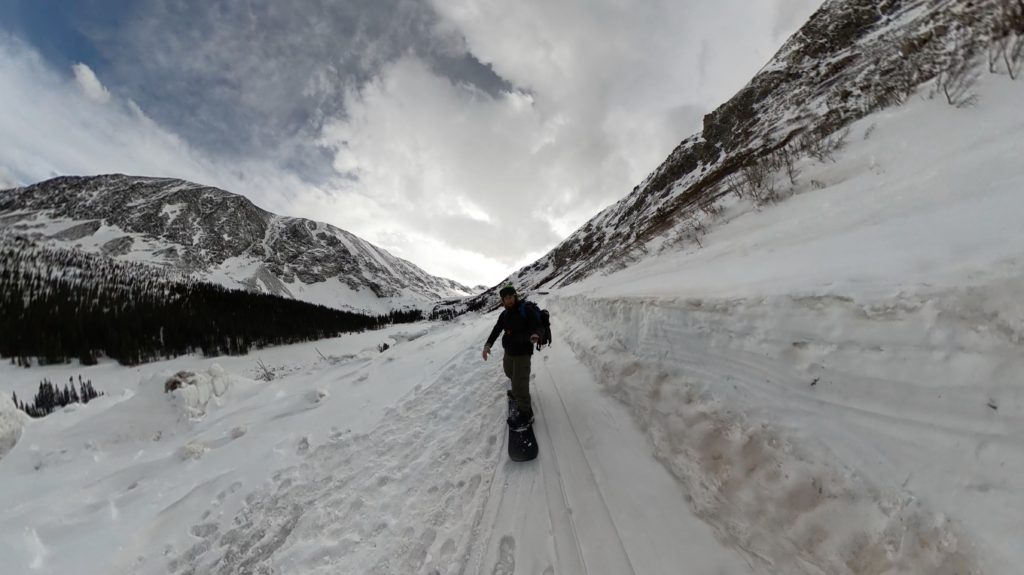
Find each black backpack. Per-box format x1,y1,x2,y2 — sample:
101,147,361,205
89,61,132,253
520,301,552,348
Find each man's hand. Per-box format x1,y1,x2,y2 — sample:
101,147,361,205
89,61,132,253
482,345,491,361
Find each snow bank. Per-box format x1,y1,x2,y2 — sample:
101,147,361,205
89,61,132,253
163,364,251,418
0,392,30,460
42,364,259,450
390,328,429,343
540,70,1024,575
553,294,987,574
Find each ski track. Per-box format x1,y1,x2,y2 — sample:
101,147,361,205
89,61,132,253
533,397,588,575
537,360,638,575
464,363,639,575
462,365,636,575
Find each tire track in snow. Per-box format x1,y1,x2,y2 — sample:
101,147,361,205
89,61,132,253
466,353,644,575
532,397,588,575
535,359,638,575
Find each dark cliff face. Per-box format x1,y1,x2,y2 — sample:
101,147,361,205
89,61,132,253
0,174,473,310
446,0,1008,314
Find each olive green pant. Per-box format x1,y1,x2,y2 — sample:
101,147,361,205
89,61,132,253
503,353,533,418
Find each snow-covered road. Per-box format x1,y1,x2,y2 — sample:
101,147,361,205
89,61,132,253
0,301,763,575
142,309,756,575
467,324,754,575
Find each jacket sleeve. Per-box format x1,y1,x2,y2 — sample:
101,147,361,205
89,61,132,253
485,312,503,348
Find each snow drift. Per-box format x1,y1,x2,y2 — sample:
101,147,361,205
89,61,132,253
0,391,29,460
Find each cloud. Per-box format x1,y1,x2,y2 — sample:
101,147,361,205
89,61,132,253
319,57,567,263
0,34,519,286
71,63,111,103
316,0,825,267
0,166,16,190
0,34,311,217
87,0,504,173
1,1,826,286
0,35,188,183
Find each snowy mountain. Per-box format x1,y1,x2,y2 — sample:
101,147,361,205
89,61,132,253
450,0,1017,312
4,69,1018,575
1,0,1023,573
0,236,424,367
0,174,476,314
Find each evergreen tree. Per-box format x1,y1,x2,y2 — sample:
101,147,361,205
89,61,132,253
14,375,104,418
1,237,425,367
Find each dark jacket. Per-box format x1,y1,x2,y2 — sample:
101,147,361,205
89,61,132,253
485,300,543,356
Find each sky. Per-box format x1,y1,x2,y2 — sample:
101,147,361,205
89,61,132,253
2,71,1022,574
0,0,824,287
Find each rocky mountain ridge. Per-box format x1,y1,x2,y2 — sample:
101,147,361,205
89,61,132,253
0,174,474,313
447,0,1020,314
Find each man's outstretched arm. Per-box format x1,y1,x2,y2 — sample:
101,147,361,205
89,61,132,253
483,314,503,360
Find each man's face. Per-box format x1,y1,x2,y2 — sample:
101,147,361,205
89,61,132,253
501,294,516,309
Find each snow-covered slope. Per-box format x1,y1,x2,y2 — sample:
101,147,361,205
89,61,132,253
0,175,475,313
548,73,1024,574
447,0,1015,314
1,73,1021,574
2,0,1023,572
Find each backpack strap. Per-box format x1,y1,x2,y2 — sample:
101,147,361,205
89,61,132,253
519,301,541,322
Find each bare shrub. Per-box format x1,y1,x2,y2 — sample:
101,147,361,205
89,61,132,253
934,25,981,107
740,161,777,204
666,216,708,251
989,38,1007,73
935,56,981,106
864,123,878,140
725,172,750,201
997,35,1024,78
1010,36,1024,78
766,146,802,186
801,127,850,163
867,38,929,110
699,202,724,219
688,218,707,248
990,0,1024,78
255,359,275,382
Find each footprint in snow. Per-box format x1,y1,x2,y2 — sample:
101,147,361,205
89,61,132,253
492,535,515,575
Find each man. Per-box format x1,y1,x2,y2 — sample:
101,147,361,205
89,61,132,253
482,284,543,427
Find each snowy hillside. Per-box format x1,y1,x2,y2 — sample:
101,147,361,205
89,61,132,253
448,0,1019,314
0,175,476,314
1,69,1021,574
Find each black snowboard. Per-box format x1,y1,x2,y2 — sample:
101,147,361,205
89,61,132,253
507,392,538,462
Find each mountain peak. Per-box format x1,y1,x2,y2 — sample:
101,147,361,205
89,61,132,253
0,174,473,313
